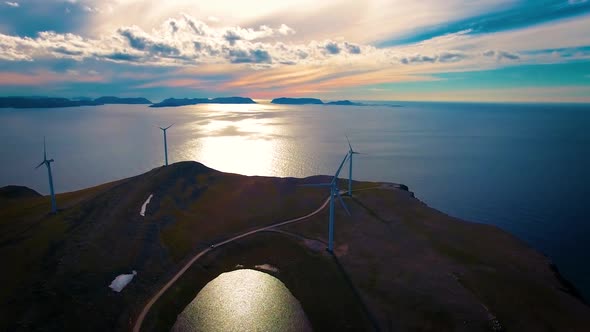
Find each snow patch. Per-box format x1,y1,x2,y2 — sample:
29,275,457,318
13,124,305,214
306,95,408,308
140,194,153,216
109,270,137,292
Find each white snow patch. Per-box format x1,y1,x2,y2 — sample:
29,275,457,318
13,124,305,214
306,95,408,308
254,264,279,273
140,194,153,216
109,270,137,292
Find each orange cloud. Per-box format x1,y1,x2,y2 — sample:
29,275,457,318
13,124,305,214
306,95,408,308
219,62,440,98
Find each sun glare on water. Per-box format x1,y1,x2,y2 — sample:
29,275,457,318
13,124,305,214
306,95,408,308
172,269,311,332
176,103,295,176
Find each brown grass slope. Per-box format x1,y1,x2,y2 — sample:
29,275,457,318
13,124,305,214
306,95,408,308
1,161,589,331
0,161,327,331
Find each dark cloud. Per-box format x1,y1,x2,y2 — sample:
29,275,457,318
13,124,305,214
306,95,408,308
482,50,520,60
345,42,361,54
103,52,141,62
150,43,180,56
483,50,495,57
224,30,241,45
51,46,83,56
438,51,466,63
118,28,181,57
297,50,308,59
400,55,437,64
118,28,148,50
169,20,179,33
498,51,520,60
205,45,221,56
324,42,340,54
227,48,272,64
186,18,206,35
399,51,470,64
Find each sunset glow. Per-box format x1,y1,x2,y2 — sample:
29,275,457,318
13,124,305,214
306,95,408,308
0,0,589,102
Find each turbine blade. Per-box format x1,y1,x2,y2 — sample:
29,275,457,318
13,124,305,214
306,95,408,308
35,161,45,169
43,136,47,161
332,153,349,181
346,135,352,151
164,123,174,130
337,193,351,216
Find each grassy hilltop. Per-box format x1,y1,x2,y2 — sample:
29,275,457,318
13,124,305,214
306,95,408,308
1,161,589,331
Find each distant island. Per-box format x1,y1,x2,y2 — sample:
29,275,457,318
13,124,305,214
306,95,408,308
270,97,401,107
0,96,152,108
150,96,256,108
325,100,361,106
93,96,152,104
0,95,402,109
271,97,324,105
0,97,100,108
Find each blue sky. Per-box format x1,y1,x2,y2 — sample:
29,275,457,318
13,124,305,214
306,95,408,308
0,0,589,102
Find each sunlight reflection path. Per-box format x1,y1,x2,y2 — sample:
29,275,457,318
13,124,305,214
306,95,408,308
176,103,299,176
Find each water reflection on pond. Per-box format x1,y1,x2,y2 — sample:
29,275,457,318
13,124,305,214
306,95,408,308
172,269,311,332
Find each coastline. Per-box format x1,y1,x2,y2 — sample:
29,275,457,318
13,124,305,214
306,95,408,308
398,181,588,306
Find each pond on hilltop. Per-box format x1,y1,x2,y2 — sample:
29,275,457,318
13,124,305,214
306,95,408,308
172,269,311,332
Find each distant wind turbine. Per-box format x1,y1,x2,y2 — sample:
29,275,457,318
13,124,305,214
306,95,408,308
302,154,351,253
159,124,173,166
346,135,360,196
35,137,57,213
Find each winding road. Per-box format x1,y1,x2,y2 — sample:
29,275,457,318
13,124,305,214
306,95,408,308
132,192,336,332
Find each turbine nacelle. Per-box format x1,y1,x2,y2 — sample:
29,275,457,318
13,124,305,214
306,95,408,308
35,159,54,168
346,135,360,155
345,135,361,196
159,123,174,131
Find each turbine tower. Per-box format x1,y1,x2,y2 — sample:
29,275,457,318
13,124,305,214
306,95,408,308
159,124,173,166
303,154,351,252
35,137,57,213
346,135,360,196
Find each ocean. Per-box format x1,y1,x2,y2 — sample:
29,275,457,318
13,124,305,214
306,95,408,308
1,101,589,299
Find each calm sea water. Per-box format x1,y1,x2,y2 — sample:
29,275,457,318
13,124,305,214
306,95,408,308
1,101,589,299
172,269,311,331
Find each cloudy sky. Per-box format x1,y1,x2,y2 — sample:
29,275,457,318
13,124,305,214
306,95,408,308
0,0,589,102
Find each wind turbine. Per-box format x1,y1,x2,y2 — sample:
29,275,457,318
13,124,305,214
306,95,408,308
346,135,360,196
35,137,57,213
159,124,173,166
303,154,351,253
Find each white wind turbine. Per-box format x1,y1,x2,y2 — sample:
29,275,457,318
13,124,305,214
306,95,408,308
303,153,351,253
35,137,57,213
159,124,173,166
346,135,360,196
